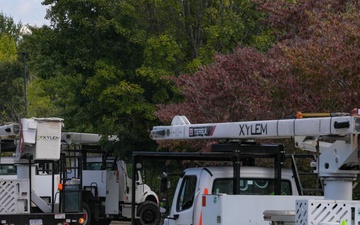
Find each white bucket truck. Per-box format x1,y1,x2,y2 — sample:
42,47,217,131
0,118,86,225
0,127,160,225
61,132,160,225
147,110,360,225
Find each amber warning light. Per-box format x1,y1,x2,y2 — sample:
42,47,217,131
78,217,85,224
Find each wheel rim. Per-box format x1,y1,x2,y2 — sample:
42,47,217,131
142,208,156,223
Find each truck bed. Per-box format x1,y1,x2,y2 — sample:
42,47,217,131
202,194,324,225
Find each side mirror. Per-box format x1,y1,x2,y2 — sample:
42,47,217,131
136,171,143,185
136,162,143,170
159,172,169,193
159,172,170,214
160,177,168,193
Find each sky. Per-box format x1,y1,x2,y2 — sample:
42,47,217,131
1,0,50,27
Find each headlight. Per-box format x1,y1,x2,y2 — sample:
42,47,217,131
12,124,20,135
150,128,166,139
355,118,360,132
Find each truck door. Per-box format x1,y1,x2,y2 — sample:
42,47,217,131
171,175,197,225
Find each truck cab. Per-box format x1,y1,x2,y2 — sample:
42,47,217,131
163,166,297,225
82,156,158,205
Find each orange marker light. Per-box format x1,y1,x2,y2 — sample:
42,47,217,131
78,217,85,224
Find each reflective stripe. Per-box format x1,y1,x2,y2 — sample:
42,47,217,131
199,188,209,225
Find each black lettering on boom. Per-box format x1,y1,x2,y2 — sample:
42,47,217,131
239,124,267,136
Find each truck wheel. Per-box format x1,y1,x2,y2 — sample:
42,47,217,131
137,201,160,225
82,202,91,225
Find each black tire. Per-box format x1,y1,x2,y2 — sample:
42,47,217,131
81,202,92,225
137,201,161,225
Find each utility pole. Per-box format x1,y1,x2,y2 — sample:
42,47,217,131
18,52,27,116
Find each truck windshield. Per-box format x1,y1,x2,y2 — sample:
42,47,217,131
85,162,114,170
212,178,292,195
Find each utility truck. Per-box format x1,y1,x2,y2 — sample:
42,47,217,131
144,109,360,225
132,143,321,225
0,118,86,225
61,132,160,225
0,125,160,225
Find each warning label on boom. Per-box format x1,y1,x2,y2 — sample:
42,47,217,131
189,126,215,137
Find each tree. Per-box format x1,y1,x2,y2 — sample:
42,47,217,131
21,0,156,155
0,13,25,121
21,0,277,156
259,0,360,113
155,0,360,150
0,12,22,43
0,61,24,121
156,47,275,124
134,0,274,72
0,34,17,62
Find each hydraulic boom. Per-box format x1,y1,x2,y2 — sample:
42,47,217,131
151,112,360,200
151,115,360,140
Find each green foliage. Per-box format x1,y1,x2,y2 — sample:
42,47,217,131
41,0,146,73
141,34,183,73
0,12,22,66
0,12,22,43
27,79,57,117
27,74,83,118
0,34,17,62
22,0,153,154
0,13,25,121
82,59,153,119
134,0,273,73
20,27,58,79
0,61,24,121
136,34,184,104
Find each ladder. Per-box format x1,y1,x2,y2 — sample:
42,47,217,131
288,154,323,196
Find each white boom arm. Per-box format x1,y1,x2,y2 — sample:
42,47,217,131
61,132,118,145
151,114,360,200
62,132,102,145
151,115,360,140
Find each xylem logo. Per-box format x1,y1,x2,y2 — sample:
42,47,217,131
239,124,267,136
37,136,60,141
